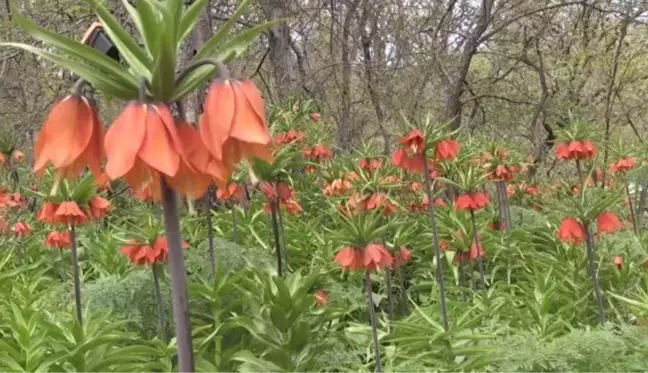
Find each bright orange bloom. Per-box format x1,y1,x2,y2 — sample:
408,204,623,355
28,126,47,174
393,247,413,268
0,191,25,209
37,202,62,224
558,217,587,245
359,157,384,173
335,247,363,272
89,196,111,219
216,182,246,202
304,144,334,162
400,129,425,155
491,164,515,181
200,79,273,175
105,103,189,195
34,96,104,179
613,256,624,270
455,192,491,211
55,201,88,226
392,148,425,172
46,231,71,249
167,121,222,199
435,138,461,160
555,140,597,160
121,236,189,266
363,243,393,272
597,211,623,235
323,179,352,197
365,193,398,215
13,221,31,238
314,289,328,306
13,151,25,163
610,156,637,174
274,129,306,145
470,241,485,260
283,199,303,215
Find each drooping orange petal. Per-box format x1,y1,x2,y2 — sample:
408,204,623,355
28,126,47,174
105,103,147,179
200,80,235,160
34,96,92,173
138,105,180,177
230,80,272,144
237,80,267,127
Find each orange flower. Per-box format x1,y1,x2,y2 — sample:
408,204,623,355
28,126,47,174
200,79,273,175
216,182,246,202
400,129,425,155
37,202,62,224
491,164,515,181
393,247,413,268
409,182,424,192
555,140,597,160
323,179,352,197
597,211,623,235
392,148,424,172
55,201,88,226
34,96,104,179
314,289,328,306
610,156,637,174
359,157,384,173
311,113,321,121
435,138,461,160
274,129,306,145
46,231,71,249
121,236,188,266
454,251,471,265
13,221,31,238
470,241,485,260
365,193,398,215
105,103,186,194
613,256,624,270
422,197,446,209
558,217,586,245
334,247,363,272
455,192,491,211
304,144,334,162
89,196,111,219
167,121,222,199
283,199,303,215
13,151,25,163
363,243,393,272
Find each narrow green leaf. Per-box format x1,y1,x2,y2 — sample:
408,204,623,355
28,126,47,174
121,0,157,58
11,11,138,91
85,0,153,80
172,20,283,100
149,6,177,100
135,0,161,58
0,43,137,100
178,0,208,45
192,0,250,60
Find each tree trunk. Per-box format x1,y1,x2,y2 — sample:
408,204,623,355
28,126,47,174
262,0,296,102
444,0,494,130
336,0,361,151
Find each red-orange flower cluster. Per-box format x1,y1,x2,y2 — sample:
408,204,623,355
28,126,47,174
334,243,394,272
37,197,111,226
46,230,71,249
120,236,189,266
558,211,623,245
455,192,491,211
610,156,637,174
261,182,303,215
555,140,597,160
